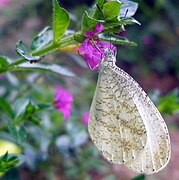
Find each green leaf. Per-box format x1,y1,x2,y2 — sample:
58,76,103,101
97,0,105,8
6,119,18,140
120,17,141,25
1,152,8,161
103,1,121,20
0,56,9,68
37,103,51,110
0,97,14,118
53,0,70,42
120,0,138,17
31,27,53,51
7,119,27,143
100,34,137,46
0,153,21,173
16,62,75,77
28,116,42,125
16,41,42,62
81,11,104,33
158,89,179,114
17,127,27,142
13,98,30,119
131,174,145,180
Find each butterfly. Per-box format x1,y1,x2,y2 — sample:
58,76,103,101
88,48,171,174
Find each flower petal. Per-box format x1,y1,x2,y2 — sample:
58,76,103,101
85,23,104,38
54,86,73,120
79,38,116,69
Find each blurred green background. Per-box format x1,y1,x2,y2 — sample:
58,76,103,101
0,0,179,180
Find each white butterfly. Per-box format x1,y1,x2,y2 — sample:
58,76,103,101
88,48,171,174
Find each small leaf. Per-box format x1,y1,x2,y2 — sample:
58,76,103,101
158,89,179,114
97,0,105,8
81,11,104,33
53,0,70,41
17,62,75,77
18,127,27,142
120,0,138,17
31,27,53,51
37,103,51,110
6,119,18,140
13,98,30,119
100,34,137,46
0,56,9,68
7,156,18,162
120,17,141,25
29,116,42,125
0,97,14,118
103,1,121,20
131,174,145,180
1,152,8,161
16,41,42,62
0,153,23,173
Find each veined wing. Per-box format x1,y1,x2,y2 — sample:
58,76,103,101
88,66,147,164
109,65,171,174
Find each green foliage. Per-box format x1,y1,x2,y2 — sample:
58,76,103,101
102,1,121,20
31,27,53,51
131,174,145,180
0,152,19,173
16,41,42,62
0,97,14,118
0,152,24,173
53,0,70,42
16,62,75,77
100,33,137,46
158,89,179,114
0,57,9,68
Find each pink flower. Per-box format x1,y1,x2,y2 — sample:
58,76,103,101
78,23,116,70
54,86,73,120
82,112,90,125
0,0,10,7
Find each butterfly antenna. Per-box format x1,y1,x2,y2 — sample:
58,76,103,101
124,9,129,18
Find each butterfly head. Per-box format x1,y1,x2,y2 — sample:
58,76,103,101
104,48,116,66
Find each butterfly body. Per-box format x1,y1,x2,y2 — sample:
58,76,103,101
88,49,171,174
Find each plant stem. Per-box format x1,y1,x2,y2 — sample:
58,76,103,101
5,34,76,72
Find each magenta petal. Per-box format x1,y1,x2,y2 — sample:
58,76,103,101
82,112,90,125
79,23,116,70
54,86,73,120
79,39,104,69
85,23,104,38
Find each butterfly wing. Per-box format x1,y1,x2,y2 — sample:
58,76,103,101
109,66,171,174
88,66,147,164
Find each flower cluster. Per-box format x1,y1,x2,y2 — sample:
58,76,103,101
78,23,116,70
54,86,73,120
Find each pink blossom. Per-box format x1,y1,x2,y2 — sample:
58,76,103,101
54,86,73,120
0,0,10,7
82,112,90,125
78,23,116,70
